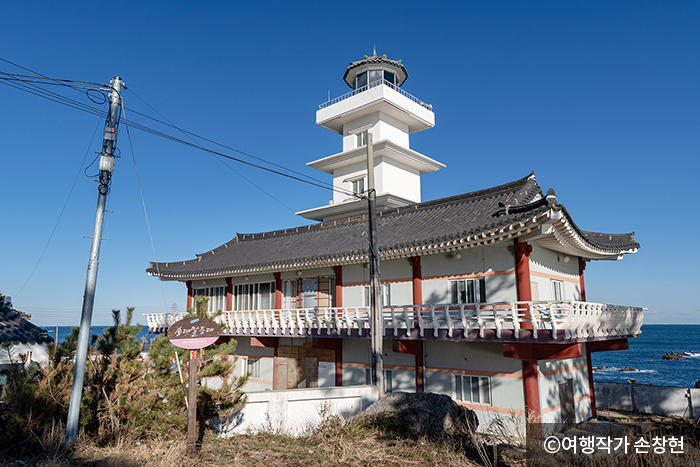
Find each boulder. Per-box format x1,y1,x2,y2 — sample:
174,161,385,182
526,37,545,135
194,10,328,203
619,366,637,372
627,379,639,384
357,391,478,437
694,380,700,389
662,352,683,361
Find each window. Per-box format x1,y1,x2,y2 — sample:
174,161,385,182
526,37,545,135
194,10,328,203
449,278,486,304
354,69,397,90
551,280,564,301
192,286,228,313
246,358,261,379
352,178,365,196
356,130,368,147
454,374,491,405
364,284,391,307
364,368,393,393
234,282,274,311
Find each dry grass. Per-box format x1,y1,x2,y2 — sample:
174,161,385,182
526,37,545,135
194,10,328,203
1,410,698,467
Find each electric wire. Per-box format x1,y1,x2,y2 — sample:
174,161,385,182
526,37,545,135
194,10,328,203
125,88,296,212
120,98,171,314
124,91,334,191
0,65,360,198
13,111,107,298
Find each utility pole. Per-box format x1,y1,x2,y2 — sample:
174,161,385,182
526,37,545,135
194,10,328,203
65,77,123,447
366,132,384,397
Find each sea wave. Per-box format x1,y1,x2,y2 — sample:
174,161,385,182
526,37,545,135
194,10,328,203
593,367,656,374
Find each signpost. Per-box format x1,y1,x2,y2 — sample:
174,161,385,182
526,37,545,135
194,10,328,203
167,317,220,457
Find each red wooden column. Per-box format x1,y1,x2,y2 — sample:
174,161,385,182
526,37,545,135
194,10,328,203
186,280,193,310
226,277,233,312
514,239,533,302
333,266,343,307
411,256,423,305
514,239,540,419
274,272,282,309
579,257,597,416
410,256,425,392
578,257,587,302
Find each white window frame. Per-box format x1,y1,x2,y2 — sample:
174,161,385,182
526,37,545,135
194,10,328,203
454,374,491,405
364,284,391,307
551,280,564,301
356,130,368,147
234,282,274,311
192,286,228,313
365,367,392,393
448,278,486,304
246,358,261,379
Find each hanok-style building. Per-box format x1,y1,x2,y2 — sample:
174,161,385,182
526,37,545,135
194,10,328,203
0,297,53,383
145,52,643,429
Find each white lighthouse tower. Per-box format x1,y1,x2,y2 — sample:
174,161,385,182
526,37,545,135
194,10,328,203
297,52,445,222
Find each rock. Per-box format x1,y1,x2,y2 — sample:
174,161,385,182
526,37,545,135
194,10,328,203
694,380,700,389
627,379,639,384
357,391,478,437
593,366,609,371
662,352,683,361
619,366,637,372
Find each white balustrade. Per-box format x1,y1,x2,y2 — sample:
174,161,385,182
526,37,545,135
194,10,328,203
145,301,644,341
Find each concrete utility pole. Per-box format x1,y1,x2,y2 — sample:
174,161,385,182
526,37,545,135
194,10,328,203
65,77,123,447
366,132,384,397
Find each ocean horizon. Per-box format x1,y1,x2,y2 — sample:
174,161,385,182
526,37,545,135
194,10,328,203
40,324,700,389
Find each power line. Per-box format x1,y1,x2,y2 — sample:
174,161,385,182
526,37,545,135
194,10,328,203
126,88,297,212
0,63,358,198
13,112,107,299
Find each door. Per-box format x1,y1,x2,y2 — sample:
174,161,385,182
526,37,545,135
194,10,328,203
558,378,575,425
302,278,317,308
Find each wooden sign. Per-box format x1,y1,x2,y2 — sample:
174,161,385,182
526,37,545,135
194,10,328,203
167,317,220,350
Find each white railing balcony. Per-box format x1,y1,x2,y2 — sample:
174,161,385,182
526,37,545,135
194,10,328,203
318,79,433,111
144,301,644,342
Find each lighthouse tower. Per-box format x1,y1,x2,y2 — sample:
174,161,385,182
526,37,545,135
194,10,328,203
296,52,445,222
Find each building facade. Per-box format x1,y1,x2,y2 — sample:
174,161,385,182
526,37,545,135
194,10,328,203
145,53,643,430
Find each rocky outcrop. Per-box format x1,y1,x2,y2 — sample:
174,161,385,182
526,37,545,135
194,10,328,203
357,391,478,437
619,366,637,372
662,352,684,361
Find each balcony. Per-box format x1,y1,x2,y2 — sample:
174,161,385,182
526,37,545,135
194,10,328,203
316,79,435,135
145,301,644,343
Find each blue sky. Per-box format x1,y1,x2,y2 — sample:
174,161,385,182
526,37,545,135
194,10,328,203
1,2,698,326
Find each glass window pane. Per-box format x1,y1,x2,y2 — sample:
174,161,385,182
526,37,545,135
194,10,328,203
459,281,467,303
356,72,367,89
384,71,395,85
482,378,491,404
369,70,382,85
467,280,477,303
471,376,480,403
455,375,463,401
479,279,487,303
260,282,271,310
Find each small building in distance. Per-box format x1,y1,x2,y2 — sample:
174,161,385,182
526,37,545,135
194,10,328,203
145,52,643,430
0,296,54,384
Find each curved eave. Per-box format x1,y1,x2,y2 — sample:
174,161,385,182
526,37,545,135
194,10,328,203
526,208,639,260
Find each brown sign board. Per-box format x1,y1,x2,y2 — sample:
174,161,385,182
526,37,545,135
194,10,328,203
167,317,220,350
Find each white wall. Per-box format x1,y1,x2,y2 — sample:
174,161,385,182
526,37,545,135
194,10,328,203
537,356,591,424
529,245,581,301
214,385,380,436
0,342,50,368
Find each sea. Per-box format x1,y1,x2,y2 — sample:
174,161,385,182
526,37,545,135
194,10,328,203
41,324,700,388
41,325,158,350
590,324,700,388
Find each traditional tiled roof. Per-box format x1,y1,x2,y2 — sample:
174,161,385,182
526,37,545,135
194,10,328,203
343,53,408,88
147,173,640,281
0,303,53,345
